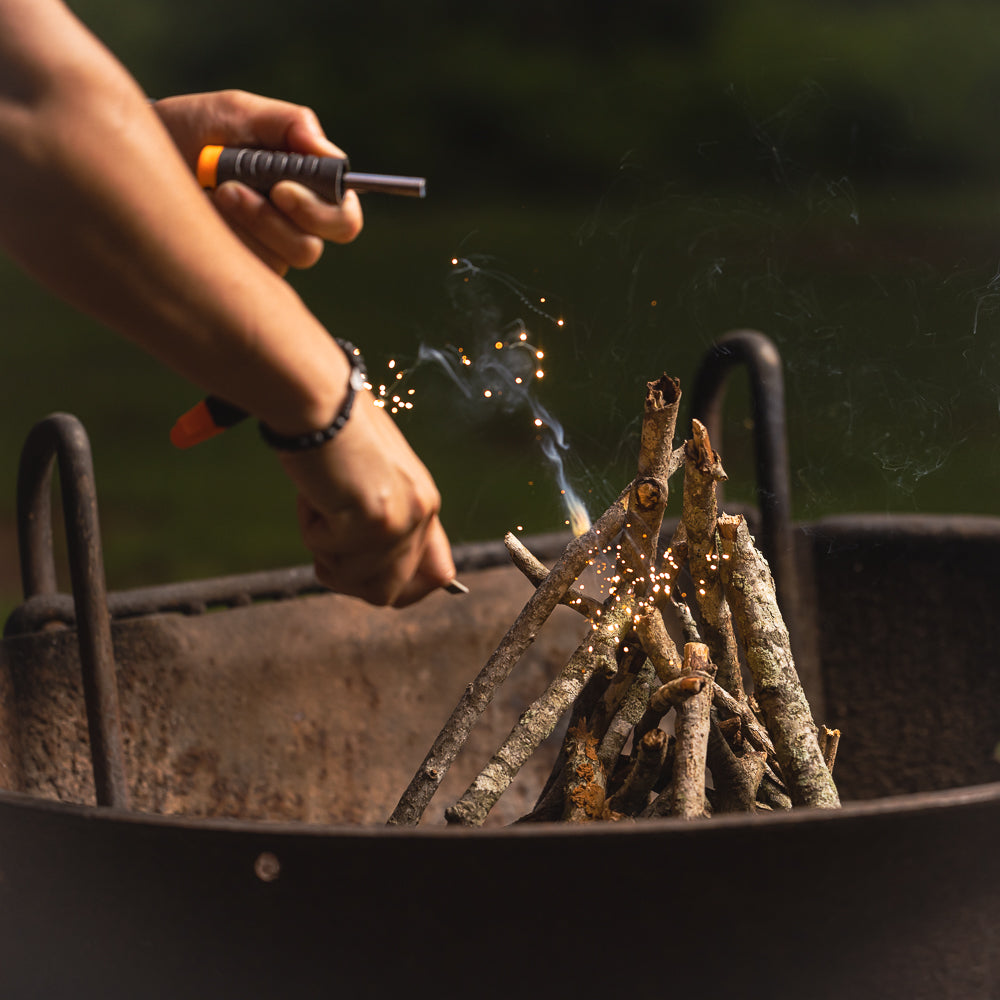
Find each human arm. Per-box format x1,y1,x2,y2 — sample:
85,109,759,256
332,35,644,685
0,0,454,606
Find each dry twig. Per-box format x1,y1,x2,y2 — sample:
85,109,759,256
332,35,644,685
388,495,628,825
503,532,604,619
682,419,744,700
445,596,634,826
706,711,767,813
644,643,715,820
607,728,669,817
717,514,840,809
596,659,658,774
819,725,841,774
561,722,607,822
399,369,841,828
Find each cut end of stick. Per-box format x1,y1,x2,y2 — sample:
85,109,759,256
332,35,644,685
646,374,682,410
716,513,744,541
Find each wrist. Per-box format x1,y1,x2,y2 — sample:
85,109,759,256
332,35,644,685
259,339,367,451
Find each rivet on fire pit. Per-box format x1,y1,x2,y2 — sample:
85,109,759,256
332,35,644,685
253,851,281,883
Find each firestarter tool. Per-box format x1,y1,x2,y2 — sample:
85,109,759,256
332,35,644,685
196,145,426,202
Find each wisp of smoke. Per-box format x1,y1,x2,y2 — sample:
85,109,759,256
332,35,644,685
401,257,592,534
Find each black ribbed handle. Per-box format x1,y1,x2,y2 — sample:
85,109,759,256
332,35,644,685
216,147,348,203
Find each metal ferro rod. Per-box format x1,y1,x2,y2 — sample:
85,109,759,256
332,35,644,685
342,171,426,197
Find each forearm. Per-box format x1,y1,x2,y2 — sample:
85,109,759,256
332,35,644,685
0,0,347,433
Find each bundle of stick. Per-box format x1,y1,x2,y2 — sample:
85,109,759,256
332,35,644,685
388,374,841,827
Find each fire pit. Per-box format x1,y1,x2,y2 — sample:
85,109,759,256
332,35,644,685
0,332,997,998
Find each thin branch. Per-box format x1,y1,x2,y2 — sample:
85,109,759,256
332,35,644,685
596,658,658,774
636,607,684,683
819,725,841,774
387,494,628,826
717,514,840,810
638,375,683,482
561,722,608,822
445,596,635,826
682,419,745,700
503,532,604,619
617,375,682,601
645,643,714,820
607,728,668,817
712,682,776,762
706,711,767,813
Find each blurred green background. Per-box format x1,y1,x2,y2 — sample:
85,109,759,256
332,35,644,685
4,0,1000,614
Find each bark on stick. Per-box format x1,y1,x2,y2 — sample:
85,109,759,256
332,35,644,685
648,643,714,819
607,728,668,817
682,419,745,699
561,722,608,822
504,532,604,619
707,711,767,813
596,658,658,774
637,607,684,684
717,514,841,810
618,376,683,600
445,597,634,826
388,496,627,826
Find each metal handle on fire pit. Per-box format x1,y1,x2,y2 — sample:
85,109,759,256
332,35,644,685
14,413,129,809
689,330,799,630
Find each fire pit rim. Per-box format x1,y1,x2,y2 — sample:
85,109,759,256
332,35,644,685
2,780,996,842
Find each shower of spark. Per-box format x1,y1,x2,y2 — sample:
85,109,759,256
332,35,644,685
364,256,591,535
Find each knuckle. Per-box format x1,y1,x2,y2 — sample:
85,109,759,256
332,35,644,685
220,89,252,114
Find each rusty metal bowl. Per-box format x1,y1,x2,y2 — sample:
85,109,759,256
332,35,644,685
1,333,997,998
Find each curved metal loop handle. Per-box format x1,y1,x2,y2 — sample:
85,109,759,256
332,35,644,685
689,330,798,623
15,413,129,809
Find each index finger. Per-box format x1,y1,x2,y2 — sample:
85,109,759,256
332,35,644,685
391,516,457,608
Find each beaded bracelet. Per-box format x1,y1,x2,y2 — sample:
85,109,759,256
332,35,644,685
258,339,367,451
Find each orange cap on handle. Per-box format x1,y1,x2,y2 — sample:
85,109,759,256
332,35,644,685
196,145,224,188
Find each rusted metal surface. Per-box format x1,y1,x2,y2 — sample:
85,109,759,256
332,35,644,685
3,412,584,825
808,513,1000,797
1,562,587,825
